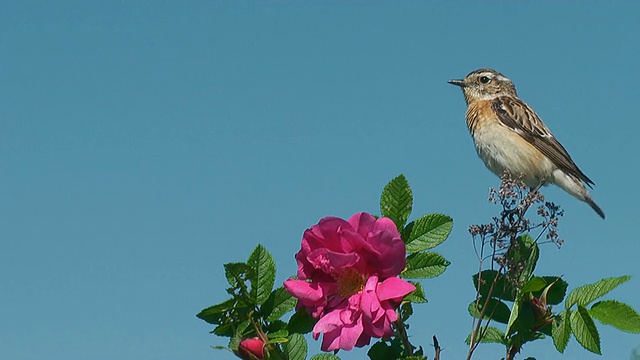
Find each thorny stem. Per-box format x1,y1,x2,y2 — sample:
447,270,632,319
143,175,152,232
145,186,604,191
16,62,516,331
394,316,413,357
433,335,442,360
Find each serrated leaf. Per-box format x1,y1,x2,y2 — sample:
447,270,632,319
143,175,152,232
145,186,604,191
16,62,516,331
261,287,297,321
534,277,568,305
590,300,640,333
284,333,307,360
247,245,276,305
224,262,252,288
223,262,254,307
266,331,289,340
552,311,571,353
310,354,342,360
521,277,547,293
468,297,512,324
465,326,506,345
404,214,453,253
213,322,235,337
404,281,428,303
286,308,317,334
570,305,601,354
380,174,413,230
401,251,450,279
229,332,241,352
197,298,236,325
472,270,516,302
565,275,631,311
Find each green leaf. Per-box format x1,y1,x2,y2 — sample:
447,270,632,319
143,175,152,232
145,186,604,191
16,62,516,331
212,322,234,337
465,326,506,345
570,305,601,354
380,174,413,230
403,214,453,253
247,245,276,305
506,295,521,336
266,331,289,340
534,277,568,305
468,297,512,324
197,298,236,325
261,287,297,322
521,276,547,294
507,296,535,335
565,275,631,311
284,333,307,360
223,262,253,305
512,234,539,286
472,270,516,302
286,308,317,334
401,251,450,279
367,339,403,360
310,354,342,360
224,262,252,288
229,331,241,352
404,281,428,303
552,311,571,353
265,320,287,338
539,322,552,336
590,300,640,333
400,302,413,322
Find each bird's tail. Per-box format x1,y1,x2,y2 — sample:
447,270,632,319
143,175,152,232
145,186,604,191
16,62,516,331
586,196,605,219
552,170,605,219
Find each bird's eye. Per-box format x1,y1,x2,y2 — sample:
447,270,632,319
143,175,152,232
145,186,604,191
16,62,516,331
480,76,491,84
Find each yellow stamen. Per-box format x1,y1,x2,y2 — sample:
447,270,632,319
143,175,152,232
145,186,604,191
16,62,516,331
336,269,365,298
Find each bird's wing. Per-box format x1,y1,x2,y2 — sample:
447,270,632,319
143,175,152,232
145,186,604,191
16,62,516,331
492,96,595,187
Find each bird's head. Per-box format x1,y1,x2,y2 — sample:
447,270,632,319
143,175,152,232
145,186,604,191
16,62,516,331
448,68,517,104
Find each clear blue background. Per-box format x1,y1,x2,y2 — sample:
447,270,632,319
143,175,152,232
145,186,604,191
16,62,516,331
1,1,639,359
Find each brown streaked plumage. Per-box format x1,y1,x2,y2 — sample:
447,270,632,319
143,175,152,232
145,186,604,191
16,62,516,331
448,68,604,218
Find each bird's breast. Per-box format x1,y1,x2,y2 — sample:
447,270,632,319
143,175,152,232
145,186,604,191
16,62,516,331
466,102,554,186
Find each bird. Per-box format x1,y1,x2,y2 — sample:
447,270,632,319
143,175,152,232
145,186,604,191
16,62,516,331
448,68,605,218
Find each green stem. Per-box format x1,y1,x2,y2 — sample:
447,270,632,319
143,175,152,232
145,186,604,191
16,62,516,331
394,315,413,357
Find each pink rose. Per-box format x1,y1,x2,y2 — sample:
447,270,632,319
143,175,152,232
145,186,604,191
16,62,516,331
284,213,415,351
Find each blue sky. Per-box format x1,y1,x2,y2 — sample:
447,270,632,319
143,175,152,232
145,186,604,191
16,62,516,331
1,1,639,359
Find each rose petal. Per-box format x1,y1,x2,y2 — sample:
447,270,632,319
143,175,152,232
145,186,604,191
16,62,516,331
307,248,359,275
283,279,325,302
376,277,416,301
347,212,377,237
313,308,343,337
238,338,265,360
338,317,364,351
365,230,406,277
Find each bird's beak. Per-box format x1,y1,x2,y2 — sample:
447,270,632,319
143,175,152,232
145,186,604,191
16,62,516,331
447,79,468,87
